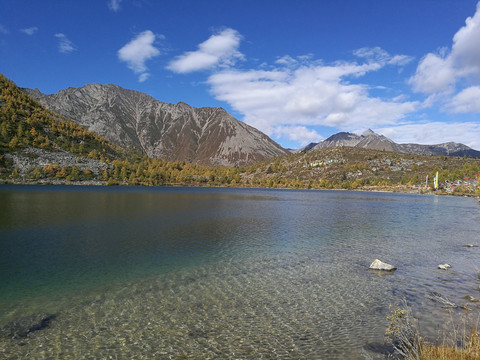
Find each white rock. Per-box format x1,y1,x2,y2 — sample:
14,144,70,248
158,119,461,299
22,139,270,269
369,259,397,271
438,264,452,270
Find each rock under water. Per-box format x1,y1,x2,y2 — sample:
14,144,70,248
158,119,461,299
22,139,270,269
0,313,56,340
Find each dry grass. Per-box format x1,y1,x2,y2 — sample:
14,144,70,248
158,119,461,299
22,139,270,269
420,331,480,360
386,300,480,360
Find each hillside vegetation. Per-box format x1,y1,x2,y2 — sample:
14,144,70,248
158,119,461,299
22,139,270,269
0,74,130,181
1,74,479,195
241,147,480,193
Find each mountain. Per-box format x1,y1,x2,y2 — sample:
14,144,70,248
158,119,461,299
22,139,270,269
310,132,362,150
396,142,480,157
0,74,127,181
24,84,288,167
303,129,480,158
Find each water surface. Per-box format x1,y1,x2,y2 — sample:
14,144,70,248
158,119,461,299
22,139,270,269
1,185,479,358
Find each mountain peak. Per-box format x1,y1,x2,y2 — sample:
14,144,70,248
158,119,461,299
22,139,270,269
362,129,376,137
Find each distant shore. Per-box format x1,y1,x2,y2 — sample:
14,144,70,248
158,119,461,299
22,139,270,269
1,179,479,199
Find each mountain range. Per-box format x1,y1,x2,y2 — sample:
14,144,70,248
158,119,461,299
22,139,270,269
24,84,288,167
23,83,480,164
302,129,480,158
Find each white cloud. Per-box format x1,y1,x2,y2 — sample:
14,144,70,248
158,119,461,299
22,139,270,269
446,86,480,113
354,47,390,62
0,24,9,34
20,27,38,35
108,0,121,12
378,122,480,150
54,33,76,54
409,52,456,93
275,55,298,67
138,73,150,83
410,2,480,94
167,28,243,73
118,30,160,82
451,2,480,78
389,54,415,67
272,125,323,146
354,47,414,67
208,57,419,140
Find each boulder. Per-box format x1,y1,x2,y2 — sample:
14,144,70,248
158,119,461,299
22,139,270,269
438,264,452,270
369,259,397,271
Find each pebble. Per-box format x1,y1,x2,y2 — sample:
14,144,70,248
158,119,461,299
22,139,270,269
462,295,479,303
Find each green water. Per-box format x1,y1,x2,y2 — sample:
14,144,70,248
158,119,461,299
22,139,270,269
1,185,479,358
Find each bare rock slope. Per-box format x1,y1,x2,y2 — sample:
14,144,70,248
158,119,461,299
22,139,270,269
25,84,288,166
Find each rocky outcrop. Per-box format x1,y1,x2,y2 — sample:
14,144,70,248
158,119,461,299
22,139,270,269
5,147,107,176
369,259,397,271
24,84,288,167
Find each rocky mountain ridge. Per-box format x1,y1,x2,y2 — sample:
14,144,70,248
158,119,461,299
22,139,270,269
303,129,480,158
24,84,288,167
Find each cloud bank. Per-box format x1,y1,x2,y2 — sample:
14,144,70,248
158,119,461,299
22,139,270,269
410,2,480,98
167,28,243,73
207,50,418,145
118,30,160,82
378,122,480,150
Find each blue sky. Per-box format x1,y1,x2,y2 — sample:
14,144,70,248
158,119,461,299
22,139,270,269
1,0,480,150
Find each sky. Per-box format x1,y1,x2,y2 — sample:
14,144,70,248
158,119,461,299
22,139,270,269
1,0,480,150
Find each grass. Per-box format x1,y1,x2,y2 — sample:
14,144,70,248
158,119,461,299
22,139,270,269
386,300,480,359
420,331,480,359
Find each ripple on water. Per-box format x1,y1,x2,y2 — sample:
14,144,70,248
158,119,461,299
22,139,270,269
0,251,457,359
1,188,480,359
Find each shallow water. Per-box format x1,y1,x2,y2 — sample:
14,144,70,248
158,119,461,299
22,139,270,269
1,185,479,358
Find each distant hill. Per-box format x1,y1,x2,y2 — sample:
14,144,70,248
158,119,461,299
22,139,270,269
24,84,288,167
303,129,480,158
240,146,480,194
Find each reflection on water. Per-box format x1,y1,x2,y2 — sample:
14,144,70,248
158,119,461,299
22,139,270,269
1,185,480,358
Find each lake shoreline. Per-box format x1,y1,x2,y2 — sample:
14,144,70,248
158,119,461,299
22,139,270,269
1,178,479,198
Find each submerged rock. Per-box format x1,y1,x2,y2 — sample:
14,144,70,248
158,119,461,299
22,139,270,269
462,295,479,303
369,259,397,271
0,313,56,340
464,244,478,248
438,264,452,270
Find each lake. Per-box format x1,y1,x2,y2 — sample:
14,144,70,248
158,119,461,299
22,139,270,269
1,185,479,358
